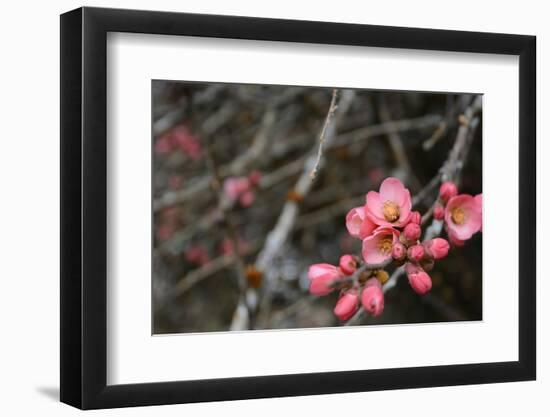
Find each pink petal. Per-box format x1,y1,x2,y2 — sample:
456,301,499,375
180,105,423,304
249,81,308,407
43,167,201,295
365,191,385,220
379,177,409,206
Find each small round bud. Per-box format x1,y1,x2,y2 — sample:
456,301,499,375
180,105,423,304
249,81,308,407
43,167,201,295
407,244,425,262
424,238,450,260
392,242,407,261
405,263,432,295
439,181,458,203
409,211,421,225
403,223,421,242
333,290,359,321
361,279,384,316
433,203,445,220
339,254,358,275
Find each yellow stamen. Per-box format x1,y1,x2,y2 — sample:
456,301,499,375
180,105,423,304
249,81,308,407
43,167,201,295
382,201,400,222
378,238,393,255
451,207,466,225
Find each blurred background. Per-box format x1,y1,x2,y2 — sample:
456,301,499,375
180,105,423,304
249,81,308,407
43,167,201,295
152,81,482,334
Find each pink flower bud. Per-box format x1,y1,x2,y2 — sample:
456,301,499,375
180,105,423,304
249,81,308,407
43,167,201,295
409,211,421,225
339,254,357,275
407,244,425,262
403,222,421,242
439,181,458,203
333,291,359,321
405,263,432,295
308,263,342,296
392,242,407,261
239,190,255,207
433,203,445,220
248,170,262,187
361,278,384,316
424,238,450,260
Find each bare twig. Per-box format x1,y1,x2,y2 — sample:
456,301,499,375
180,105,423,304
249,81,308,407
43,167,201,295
310,89,339,180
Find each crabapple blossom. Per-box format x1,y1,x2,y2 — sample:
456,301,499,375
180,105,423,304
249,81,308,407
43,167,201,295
391,241,407,261
361,278,384,316
223,174,260,208
334,291,359,320
365,177,412,227
345,206,377,240
445,194,482,241
307,176,481,321
406,263,432,295
362,226,400,264
433,203,445,220
424,238,450,260
339,254,358,275
308,263,343,296
439,181,458,203
407,244,425,262
403,222,421,242
409,211,421,225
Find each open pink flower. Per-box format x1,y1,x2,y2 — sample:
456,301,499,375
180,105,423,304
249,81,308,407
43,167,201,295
345,206,377,239
362,226,400,264
445,194,482,241
365,177,412,227
223,177,256,207
308,264,343,296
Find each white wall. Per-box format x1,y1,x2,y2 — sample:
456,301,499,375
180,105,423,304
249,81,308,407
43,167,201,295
0,0,545,415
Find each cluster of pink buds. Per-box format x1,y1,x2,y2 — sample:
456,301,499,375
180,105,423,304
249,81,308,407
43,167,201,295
223,171,262,208
307,177,482,321
434,182,482,246
154,123,203,160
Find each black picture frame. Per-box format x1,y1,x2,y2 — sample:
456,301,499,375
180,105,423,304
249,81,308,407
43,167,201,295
60,6,536,410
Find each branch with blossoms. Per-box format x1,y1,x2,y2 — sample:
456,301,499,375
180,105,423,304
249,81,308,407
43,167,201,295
306,95,482,323
307,176,482,322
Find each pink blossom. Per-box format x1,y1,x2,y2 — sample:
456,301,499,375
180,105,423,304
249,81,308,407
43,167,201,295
171,125,202,160
391,242,407,261
403,222,421,242
156,225,173,241
248,170,262,187
365,177,412,227
445,194,482,241
405,263,432,295
154,134,173,155
447,229,466,247
362,226,400,264
433,203,445,220
345,206,377,240
409,211,421,225
439,181,458,203
334,291,359,321
475,193,482,232
308,263,343,296
424,238,450,260
239,190,255,207
339,254,357,275
361,278,384,316
223,177,256,207
407,244,425,262
184,245,210,266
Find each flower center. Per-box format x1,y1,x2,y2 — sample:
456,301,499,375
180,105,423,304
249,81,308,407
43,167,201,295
382,201,400,222
378,237,393,255
451,207,466,225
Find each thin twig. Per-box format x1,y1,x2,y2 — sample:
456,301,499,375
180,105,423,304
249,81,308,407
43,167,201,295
310,89,339,180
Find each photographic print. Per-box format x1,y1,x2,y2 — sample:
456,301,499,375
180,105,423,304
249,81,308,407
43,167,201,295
152,81,482,334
